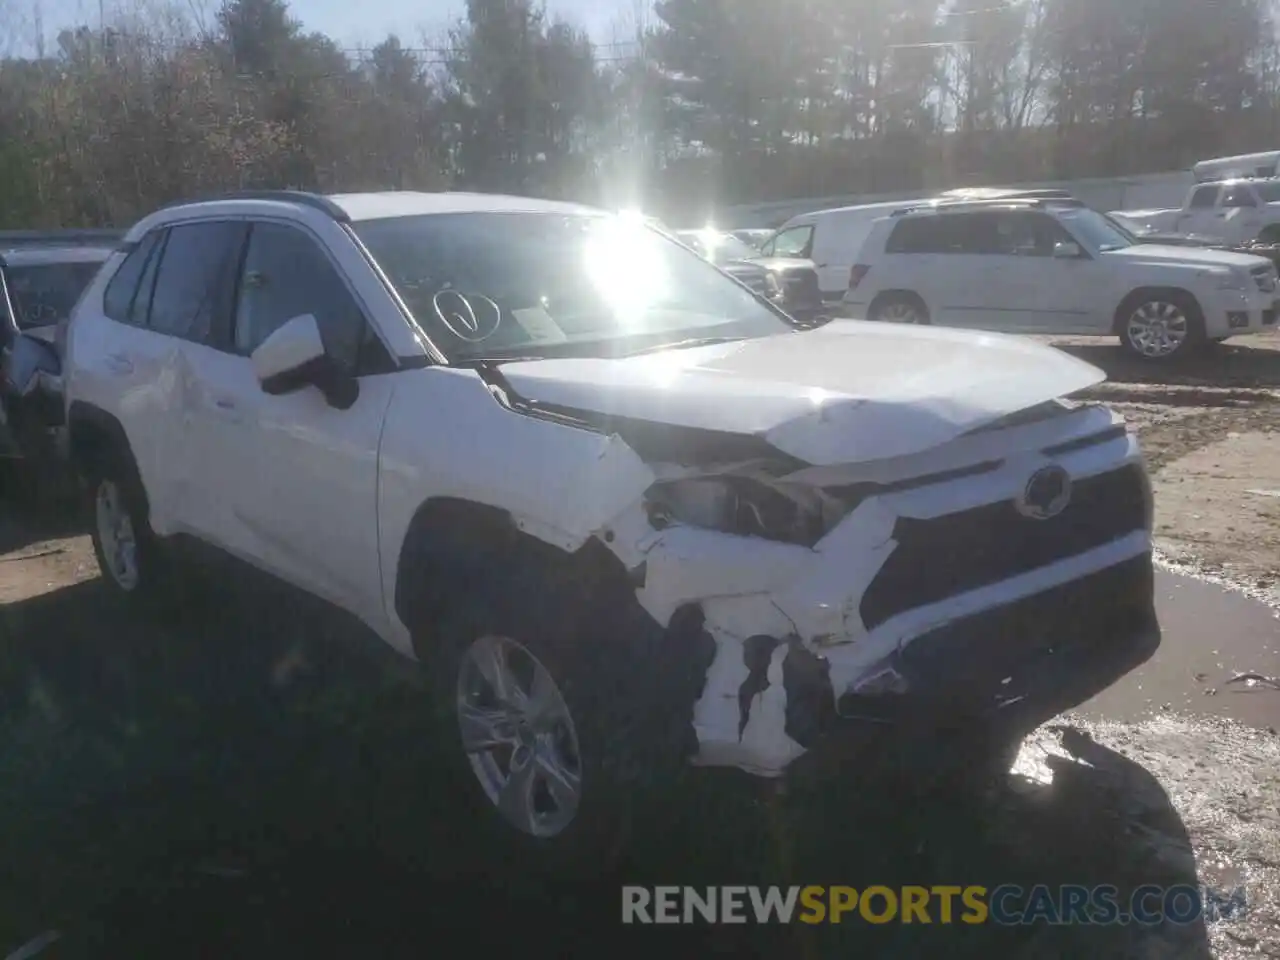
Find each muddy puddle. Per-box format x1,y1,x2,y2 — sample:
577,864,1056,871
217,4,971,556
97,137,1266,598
1082,567,1280,729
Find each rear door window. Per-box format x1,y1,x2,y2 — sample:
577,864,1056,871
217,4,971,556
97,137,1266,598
1188,186,1220,209
887,215,987,254
102,231,163,325
145,221,245,345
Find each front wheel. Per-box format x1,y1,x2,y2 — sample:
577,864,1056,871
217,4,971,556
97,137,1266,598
417,557,708,879
86,452,173,607
1117,292,1205,361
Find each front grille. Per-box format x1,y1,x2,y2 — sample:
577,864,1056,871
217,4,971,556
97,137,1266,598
859,464,1148,631
1266,308,1278,326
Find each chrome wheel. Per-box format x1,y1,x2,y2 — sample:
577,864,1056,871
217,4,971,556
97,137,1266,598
456,634,583,838
876,299,925,324
95,479,139,591
1126,301,1189,358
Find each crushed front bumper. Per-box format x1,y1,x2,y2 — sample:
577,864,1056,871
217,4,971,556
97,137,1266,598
627,412,1156,779
785,552,1159,782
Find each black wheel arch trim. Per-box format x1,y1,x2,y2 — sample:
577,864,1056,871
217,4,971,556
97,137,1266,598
66,401,149,505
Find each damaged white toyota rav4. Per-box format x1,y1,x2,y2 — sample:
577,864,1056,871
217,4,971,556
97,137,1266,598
63,190,1159,867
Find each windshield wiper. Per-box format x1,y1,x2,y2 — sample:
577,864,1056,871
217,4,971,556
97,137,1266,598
622,335,749,358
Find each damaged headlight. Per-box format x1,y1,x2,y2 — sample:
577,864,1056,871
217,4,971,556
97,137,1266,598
644,474,840,546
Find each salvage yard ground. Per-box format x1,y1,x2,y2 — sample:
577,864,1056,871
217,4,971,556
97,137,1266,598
1,331,1280,958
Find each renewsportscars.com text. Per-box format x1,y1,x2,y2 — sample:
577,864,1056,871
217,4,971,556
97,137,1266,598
621,884,1216,925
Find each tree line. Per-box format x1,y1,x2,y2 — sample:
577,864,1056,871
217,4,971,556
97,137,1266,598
2,0,1279,230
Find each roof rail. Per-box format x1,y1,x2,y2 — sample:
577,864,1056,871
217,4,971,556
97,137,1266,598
157,190,349,221
899,197,1086,215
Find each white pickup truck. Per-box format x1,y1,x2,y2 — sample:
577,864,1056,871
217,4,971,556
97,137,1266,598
1112,178,1280,245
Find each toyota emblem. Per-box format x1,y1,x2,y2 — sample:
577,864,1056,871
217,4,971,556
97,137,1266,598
1015,465,1072,520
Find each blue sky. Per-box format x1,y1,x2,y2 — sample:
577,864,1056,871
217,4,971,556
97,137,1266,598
32,0,645,49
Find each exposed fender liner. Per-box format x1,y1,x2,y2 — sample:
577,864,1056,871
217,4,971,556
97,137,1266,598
394,495,641,661
67,400,134,473
394,497,519,636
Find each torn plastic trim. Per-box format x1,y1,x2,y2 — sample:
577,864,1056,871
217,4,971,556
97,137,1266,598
682,532,1152,778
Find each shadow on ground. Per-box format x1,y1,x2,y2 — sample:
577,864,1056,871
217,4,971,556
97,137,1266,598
1054,339,1280,389
0,517,1213,959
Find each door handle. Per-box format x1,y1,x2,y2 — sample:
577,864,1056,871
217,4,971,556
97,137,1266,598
104,353,132,374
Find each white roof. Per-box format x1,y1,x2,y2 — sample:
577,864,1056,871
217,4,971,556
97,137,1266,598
125,190,610,242
327,191,603,221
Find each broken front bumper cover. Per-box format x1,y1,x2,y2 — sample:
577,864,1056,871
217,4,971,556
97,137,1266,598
776,552,1160,782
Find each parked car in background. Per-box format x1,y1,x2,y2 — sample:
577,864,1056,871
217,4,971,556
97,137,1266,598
1108,211,1280,271
61,189,1159,877
1,243,112,477
843,197,1279,360
937,187,1077,203
1111,178,1280,246
1192,150,1280,183
760,201,909,302
729,228,774,250
675,228,826,323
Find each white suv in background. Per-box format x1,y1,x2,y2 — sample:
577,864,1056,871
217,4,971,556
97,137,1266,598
843,198,1280,360
62,190,1159,875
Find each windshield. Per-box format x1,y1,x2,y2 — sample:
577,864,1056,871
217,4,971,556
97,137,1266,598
1058,208,1135,252
355,212,793,361
3,260,103,329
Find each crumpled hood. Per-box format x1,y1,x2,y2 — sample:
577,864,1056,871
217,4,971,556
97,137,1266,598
497,320,1106,466
1104,244,1273,269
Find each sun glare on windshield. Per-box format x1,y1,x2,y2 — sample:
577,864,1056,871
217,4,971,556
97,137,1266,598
583,216,669,325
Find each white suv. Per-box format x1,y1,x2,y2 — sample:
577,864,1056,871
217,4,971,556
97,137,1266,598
63,190,1159,871
843,199,1280,360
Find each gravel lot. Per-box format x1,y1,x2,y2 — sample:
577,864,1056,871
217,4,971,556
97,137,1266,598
1,332,1279,958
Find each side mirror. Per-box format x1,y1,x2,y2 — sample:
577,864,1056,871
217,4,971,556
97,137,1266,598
1053,241,1083,259
250,313,359,410
3,332,62,397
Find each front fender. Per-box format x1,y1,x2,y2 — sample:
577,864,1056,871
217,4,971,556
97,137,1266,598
376,366,656,652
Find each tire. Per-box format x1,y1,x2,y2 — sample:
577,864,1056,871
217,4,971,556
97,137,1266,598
85,447,174,608
1116,290,1205,361
869,292,930,325
413,546,711,881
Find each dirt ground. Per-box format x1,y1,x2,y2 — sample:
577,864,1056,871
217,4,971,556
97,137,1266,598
1047,331,1280,598
2,332,1280,958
